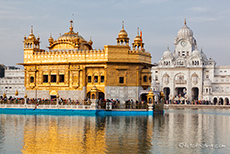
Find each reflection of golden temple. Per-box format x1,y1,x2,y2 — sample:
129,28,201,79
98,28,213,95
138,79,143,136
20,116,153,154
18,20,152,102
21,116,106,154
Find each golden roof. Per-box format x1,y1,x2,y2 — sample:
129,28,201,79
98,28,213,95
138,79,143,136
57,20,86,43
118,21,128,38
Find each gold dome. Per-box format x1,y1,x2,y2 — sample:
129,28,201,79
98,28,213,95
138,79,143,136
118,29,128,38
134,35,141,43
57,20,86,43
28,26,36,39
118,21,128,38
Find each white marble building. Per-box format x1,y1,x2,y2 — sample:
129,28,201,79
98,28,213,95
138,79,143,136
151,19,230,105
0,66,25,98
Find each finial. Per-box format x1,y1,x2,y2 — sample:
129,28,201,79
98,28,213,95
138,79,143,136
122,21,124,29
31,26,33,34
70,20,73,31
201,47,203,52
184,18,186,25
50,33,52,37
90,36,92,41
137,27,139,36
167,45,169,50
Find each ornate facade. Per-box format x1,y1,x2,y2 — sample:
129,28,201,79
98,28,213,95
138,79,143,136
19,21,152,102
152,19,230,105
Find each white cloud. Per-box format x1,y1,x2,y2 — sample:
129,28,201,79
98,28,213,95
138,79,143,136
189,6,209,12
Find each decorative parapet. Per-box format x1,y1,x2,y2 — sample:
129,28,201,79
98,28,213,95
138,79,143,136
128,49,151,64
24,49,108,63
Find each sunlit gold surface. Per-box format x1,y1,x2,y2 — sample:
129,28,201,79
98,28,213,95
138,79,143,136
19,21,152,98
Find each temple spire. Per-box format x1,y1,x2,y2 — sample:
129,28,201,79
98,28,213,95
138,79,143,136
31,26,33,34
184,18,187,25
70,20,73,32
137,27,139,36
122,21,124,29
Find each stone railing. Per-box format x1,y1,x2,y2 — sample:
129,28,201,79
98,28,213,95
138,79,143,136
0,104,92,109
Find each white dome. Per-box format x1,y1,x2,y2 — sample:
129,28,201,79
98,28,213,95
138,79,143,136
177,20,193,38
163,47,173,58
192,48,200,57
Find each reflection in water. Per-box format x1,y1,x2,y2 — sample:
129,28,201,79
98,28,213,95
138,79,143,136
0,109,230,154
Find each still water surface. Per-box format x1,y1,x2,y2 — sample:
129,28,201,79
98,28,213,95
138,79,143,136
0,109,230,154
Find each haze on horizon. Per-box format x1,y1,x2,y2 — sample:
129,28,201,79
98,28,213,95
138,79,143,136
0,0,229,66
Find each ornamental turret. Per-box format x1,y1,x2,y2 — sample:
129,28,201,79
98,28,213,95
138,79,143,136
23,26,40,52
132,27,144,51
116,21,129,46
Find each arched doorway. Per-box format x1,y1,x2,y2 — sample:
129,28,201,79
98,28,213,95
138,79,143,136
163,87,170,101
175,87,187,97
213,97,217,105
140,94,147,103
192,87,199,101
86,91,105,100
225,98,229,105
219,97,223,105
99,92,105,100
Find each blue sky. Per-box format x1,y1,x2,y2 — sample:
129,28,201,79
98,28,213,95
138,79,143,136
0,0,229,66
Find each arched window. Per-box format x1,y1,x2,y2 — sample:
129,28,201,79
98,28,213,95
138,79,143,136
30,76,34,83
143,75,147,82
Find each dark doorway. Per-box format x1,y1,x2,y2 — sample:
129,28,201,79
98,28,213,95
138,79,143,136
99,92,105,100
163,87,170,101
225,98,229,105
192,87,199,101
213,97,217,105
219,98,223,105
141,94,147,103
175,87,186,97
50,95,56,100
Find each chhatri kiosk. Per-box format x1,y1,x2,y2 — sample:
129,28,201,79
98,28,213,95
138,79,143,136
19,21,152,103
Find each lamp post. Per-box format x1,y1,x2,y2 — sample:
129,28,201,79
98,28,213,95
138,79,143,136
56,94,59,108
24,94,27,107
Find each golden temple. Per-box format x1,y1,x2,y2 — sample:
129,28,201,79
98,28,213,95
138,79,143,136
19,21,152,102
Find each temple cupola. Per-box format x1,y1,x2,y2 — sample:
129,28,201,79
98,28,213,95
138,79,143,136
48,20,92,50
132,27,144,51
116,21,129,46
23,26,40,52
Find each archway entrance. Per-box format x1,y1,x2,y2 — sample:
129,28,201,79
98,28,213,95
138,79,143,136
99,92,105,100
175,87,186,97
213,97,217,105
140,94,147,103
219,98,223,105
225,98,229,105
192,87,199,101
163,87,170,101
86,91,105,100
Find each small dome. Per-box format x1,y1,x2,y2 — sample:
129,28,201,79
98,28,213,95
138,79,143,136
118,29,128,38
134,35,141,43
177,19,193,38
204,79,212,86
118,21,128,39
28,26,36,39
57,20,86,42
163,47,173,58
88,38,93,46
28,33,36,39
192,48,200,57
